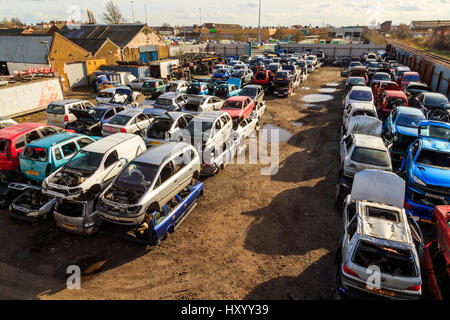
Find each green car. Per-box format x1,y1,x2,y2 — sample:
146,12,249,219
142,79,169,99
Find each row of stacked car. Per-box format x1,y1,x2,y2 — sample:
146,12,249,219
334,51,449,300
0,50,315,246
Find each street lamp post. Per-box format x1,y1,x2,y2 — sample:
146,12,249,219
258,0,262,44
131,0,135,23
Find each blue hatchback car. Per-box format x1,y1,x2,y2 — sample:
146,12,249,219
401,121,450,223
383,107,426,168
19,133,99,182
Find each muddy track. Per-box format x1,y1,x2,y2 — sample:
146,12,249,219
0,67,343,300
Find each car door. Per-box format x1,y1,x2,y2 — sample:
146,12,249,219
102,150,121,184
340,135,353,164
60,140,78,163
211,97,223,110
171,116,188,141
135,114,150,136
153,160,177,206
172,149,193,190
342,202,357,259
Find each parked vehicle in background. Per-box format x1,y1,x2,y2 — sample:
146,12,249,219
343,77,366,96
186,82,209,95
240,85,265,107
398,72,421,90
230,69,254,86
98,81,123,92
65,105,126,137
220,96,255,124
46,100,94,128
306,55,318,72
421,205,450,300
153,92,188,111
213,79,242,99
213,67,231,81
405,82,432,105
145,112,193,147
400,121,450,224
142,79,169,99
167,80,189,93
182,95,223,115
341,61,363,77
370,72,391,87
53,198,101,235
267,63,281,74
179,111,233,176
96,142,201,228
377,90,409,119
343,86,374,110
129,77,153,91
383,107,426,168
253,69,274,88
394,66,411,82
102,108,155,137
102,87,139,106
342,103,378,134
0,117,17,129
43,133,147,202
334,169,423,300
413,92,449,118
349,68,369,85
373,81,402,104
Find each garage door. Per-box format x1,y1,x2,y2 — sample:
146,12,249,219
65,62,88,88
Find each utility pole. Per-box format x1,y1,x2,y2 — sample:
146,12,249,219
145,2,148,25
258,0,262,44
130,0,135,23
199,8,202,26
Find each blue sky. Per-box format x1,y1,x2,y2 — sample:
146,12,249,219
0,0,449,27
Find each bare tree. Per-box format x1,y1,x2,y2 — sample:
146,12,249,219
162,22,171,27
87,9,97,24
102,1,124,24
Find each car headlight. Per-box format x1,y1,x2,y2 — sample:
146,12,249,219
413,175,427,187
69,187,83,195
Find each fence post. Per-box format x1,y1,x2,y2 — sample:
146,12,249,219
436,71,443,92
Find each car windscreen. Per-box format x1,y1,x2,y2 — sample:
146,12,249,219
351,147,390,167
241,87,257,97
349,90,372,101
155,98,173,106
222,101,242,109
348,78,365,85
387,97,407,108
65,150,103,173
214,87,228,96
216,69,227,74
186,120,213,137
47,104,65,114
187,85,201,94
397,113,425,128
403,74,420,82
417,149,450,169
87,109,105,122
374,73,391,81
353,240,417,277
368,62,380,69
22,146,48,162
424,95,449,108
107,114,133,126
114,161,158,191
350,62,362,68
275,72,288,78
147,119,173,139
419,125,450,141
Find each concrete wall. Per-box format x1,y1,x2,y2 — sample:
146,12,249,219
7,62,49,74
205,43,251,57
169,43,208,57
0,79,64,117
278,43,386,59
393,45,450,99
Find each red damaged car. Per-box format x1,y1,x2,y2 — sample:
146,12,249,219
422,205,449,300
253,69,274,87
377,90,409,119
0,123,72,171
220,96,255,123
398,71,421,90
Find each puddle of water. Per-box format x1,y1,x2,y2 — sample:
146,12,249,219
318,88,338,93
302,94,334,103
326,82,340,87
260,124,293,143
293,121,303,127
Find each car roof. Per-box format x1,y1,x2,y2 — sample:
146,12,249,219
114,108,143,116
135,142,188,165
353,134,387,150
243,84,261,89
350,102,376,110
158,92,181,99
226,96,247,102
193,110,226,121
396,106,424,116
384,90,407,97
0,123,47,139
350,86,372,92
50,99,83,105
82,133,138,154
92,104,118,111
25,132,83,148
423,92,448,98
403,71,419,75
100,87,128,93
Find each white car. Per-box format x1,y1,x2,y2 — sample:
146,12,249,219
180,111,233,175
342,103,378,134
101,108,155,137
129,77,154,91
182,95,224,115
96,87,132,104
167,80,189,93
145,112,194,147
43,133,147,201
343,86,374,110
46,99,94,128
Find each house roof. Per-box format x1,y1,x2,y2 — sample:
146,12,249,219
0,35,53,64
68,37,118,55
59,24,148,49
0,28,25,35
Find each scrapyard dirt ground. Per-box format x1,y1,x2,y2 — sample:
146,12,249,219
0,67,344,300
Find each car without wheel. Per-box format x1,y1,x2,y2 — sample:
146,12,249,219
101,108,155,137
46,100,94,127
182,95,223,115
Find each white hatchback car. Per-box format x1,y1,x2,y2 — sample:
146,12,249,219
46,99,94,128
43,133,147,201
101,108,154,137
343,86,374,110
145,112,194,147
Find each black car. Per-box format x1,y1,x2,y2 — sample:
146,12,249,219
405,82,432,104
413,92,449,117
66,105,125,136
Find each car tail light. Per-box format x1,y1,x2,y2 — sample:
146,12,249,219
120,128,127,133
204,163,211,168
404,201,413,211
343,264,359,278
64,115,69,122
406,285,421,292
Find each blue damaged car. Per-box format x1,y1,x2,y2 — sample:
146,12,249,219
400,121,450,224
212,67,231,81
383,107,426,169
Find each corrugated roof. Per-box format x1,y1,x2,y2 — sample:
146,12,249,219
59,24,147,48
69,38,111,55
0,35,53,64
411,20,450,29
